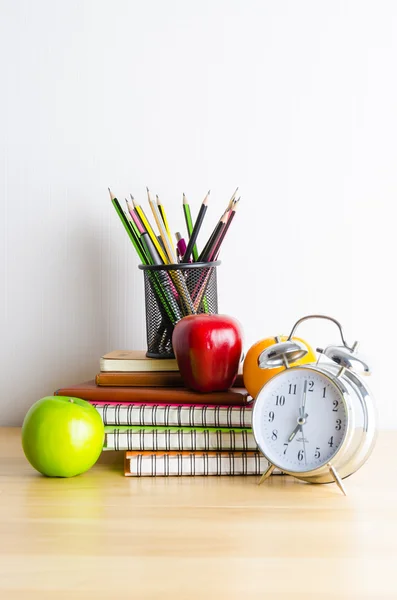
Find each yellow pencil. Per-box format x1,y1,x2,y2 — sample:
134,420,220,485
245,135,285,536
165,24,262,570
130,194,168,264
156,195,174,249
148,188,195,315
147,188,177,264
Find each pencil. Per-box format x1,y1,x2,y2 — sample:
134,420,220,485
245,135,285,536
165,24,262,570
156,195,173,249
182,190,210,263
140,232,182,319
108,189,147,264
211,197,240,260
147,188,177,264
125,199,145,235
148,189,196,315
197,188,238,262
131,194,168,264
192,267,213,312
109,189,179,324
182,193,199,261
197,210,227,262
191,199,237,306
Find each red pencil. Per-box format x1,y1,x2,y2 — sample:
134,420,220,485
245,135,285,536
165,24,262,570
210,198,240,260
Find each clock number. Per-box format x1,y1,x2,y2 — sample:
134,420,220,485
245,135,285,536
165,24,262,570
323,387,326,398
283,443,288,455
271,429,278,441
298,450,304,461
308,381,314,392
335,419,342,431
328,436,334,448
332,400,339,412
275,395,285,406
268,411,275,422
288,384,297,395
314,447,321,459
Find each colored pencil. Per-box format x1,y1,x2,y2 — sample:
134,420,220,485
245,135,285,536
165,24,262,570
197,188,238,262
193,267,213,311
108,189,147,264
123,209,149,263
110,185,240,328
140,233,182,319
147,188,177,264
125,199,145,234
197,211,226,262
131,195,168,264
147,189,196,315
109,189,179,324
212,198,240,260
156,195,173,249
182,190,210,263
182,193,199,261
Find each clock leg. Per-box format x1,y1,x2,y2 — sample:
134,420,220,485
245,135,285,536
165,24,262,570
258,463,276,485
328,464,347,496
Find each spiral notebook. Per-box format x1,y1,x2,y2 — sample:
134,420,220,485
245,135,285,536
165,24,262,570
104,426,257,452
92,401,252,428
124,451,269,477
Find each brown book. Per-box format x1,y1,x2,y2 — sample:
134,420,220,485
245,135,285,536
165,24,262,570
95,370,245,388
100,350,178,373
54,380,250,406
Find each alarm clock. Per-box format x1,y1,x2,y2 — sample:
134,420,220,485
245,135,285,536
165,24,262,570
252,315,377,495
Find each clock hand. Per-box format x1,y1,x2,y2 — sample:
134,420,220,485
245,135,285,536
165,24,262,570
301,423,307,465
288,380,310,443
288,423,301,443
299,379,308,418
287,413,308,442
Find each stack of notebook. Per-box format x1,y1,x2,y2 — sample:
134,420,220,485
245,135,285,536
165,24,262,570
55,350,269,477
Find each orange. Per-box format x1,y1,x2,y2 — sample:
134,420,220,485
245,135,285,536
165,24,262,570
243,335,317,399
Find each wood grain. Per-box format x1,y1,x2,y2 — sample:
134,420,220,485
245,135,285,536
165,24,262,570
0,427,396,599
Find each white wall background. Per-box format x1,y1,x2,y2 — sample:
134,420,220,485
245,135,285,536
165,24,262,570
0,0,396,428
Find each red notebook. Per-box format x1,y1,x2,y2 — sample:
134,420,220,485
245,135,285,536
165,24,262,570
54,380,251,406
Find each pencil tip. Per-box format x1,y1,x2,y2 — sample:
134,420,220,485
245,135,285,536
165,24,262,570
146,186,149,192
108,188,115,200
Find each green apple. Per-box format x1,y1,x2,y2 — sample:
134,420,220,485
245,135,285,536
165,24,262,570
21,396,105,477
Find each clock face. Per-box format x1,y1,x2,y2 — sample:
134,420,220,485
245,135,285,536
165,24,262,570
252,367,349,473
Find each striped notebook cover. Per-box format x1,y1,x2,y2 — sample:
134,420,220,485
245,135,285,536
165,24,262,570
124,451,269,477
104,426,257,452
92,402,252,428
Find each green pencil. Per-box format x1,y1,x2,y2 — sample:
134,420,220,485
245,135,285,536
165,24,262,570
108,188,147,264
182,193,199,261
108,189,179,325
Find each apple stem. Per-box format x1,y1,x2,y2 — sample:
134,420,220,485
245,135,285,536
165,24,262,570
69,398,74,403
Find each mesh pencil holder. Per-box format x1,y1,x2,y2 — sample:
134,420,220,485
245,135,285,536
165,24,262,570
138,261,220,359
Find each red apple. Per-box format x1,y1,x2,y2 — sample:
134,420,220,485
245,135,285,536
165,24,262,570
172,314,243,392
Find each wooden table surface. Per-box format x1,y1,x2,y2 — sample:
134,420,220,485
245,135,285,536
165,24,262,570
0,427,396,600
